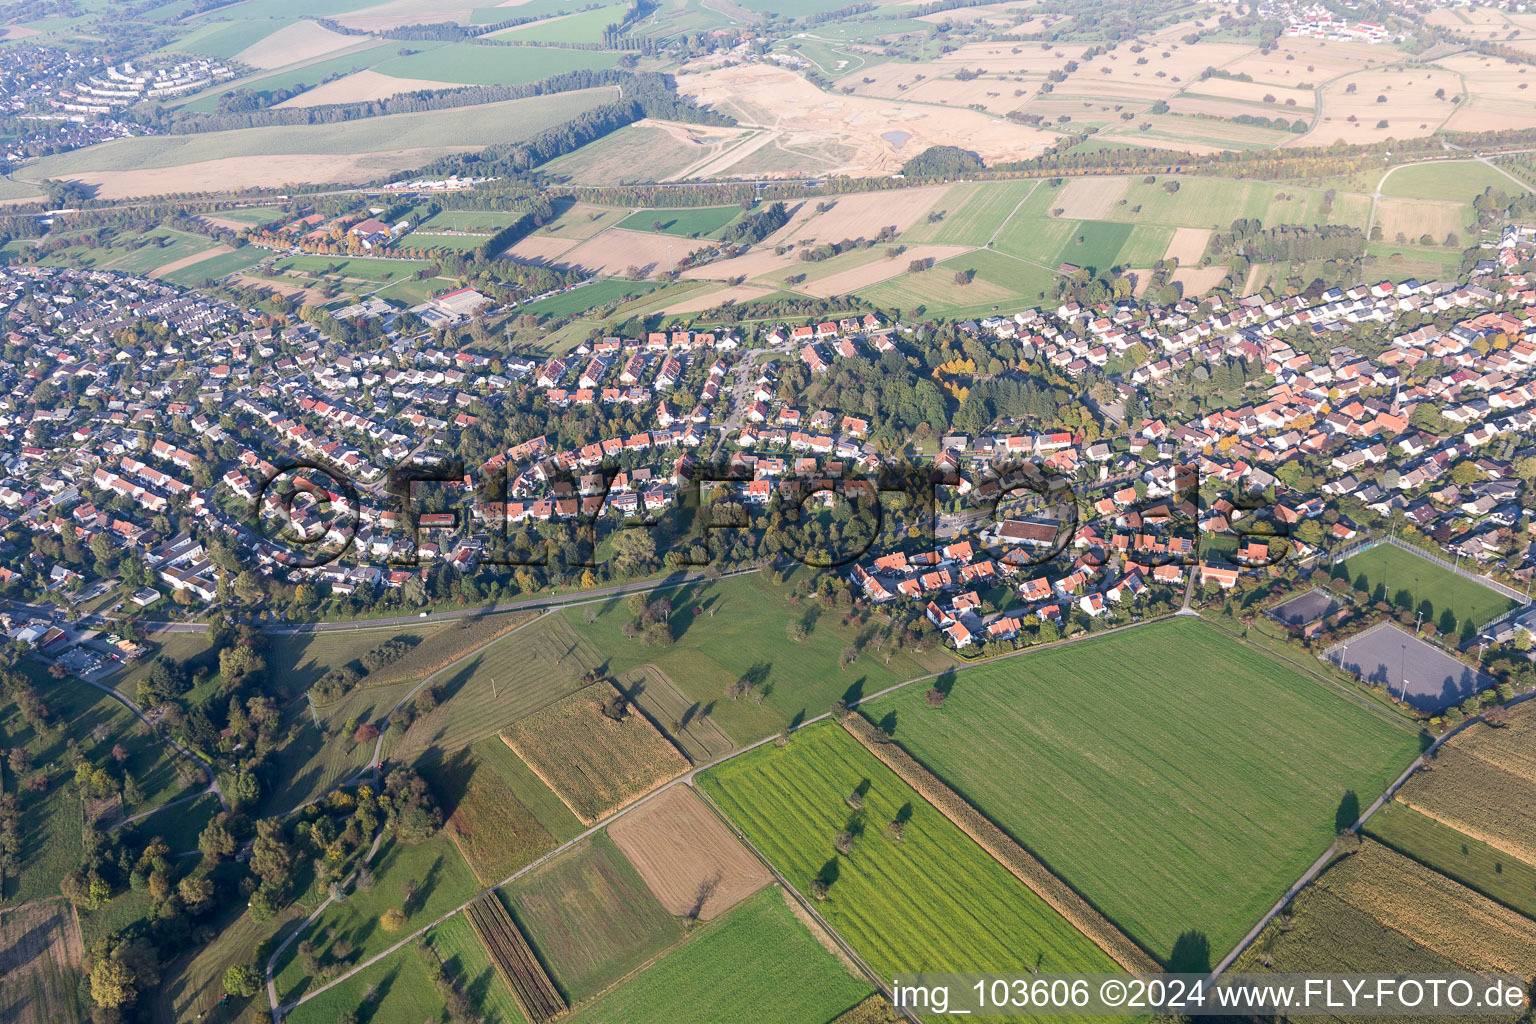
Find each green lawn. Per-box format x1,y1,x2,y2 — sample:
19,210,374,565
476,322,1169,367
420,209,525,232
1380,160,1529,202
176,42,402,113
377,275,458,306
1364,800,1536,920
102,227,218,275
373,43,619,87
700,722,1121,1021
1334,542,1521,637
516,279,659,319
504,833,682,1002
562,572,952,745
565,887,871,1024
406,232,487,253
129,792,222,854
169,17,296,59
281,935,451,1024
864,617,1423,967
617,205,743,238
273,834,482,1005
269,626,443,692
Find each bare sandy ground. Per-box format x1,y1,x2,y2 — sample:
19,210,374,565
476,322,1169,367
50,147,478,199
1053,177,1127,219
675,64,1057,177
1172,266,1228,296
1164,227,1211,266
151,243,232,279
608,786,770,921
1300,65,1462,146
0,25,39,39
556,228,702,277
774,186,954,246
503,234,581,264
274,69,461,108
234,21,363,70
231,274,327,304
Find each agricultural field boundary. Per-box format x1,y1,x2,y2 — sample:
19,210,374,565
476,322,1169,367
464,894,565,1024
840,715,1158,973
1210,686,1536,979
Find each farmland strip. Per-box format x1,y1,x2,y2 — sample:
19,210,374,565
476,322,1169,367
840,715,1159,973
464,896,566,1024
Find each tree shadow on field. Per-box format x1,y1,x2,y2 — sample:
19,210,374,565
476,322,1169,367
1166,931,1211,974
1334,790,1360,834
817,857,840,888
355,965,400,1024
842,677,866,706
932,667,957,696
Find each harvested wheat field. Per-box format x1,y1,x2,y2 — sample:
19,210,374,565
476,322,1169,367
776,186,956,249
680,245,800,284
1439,53,1536,133
1172,265,1228,295
676,64,1057,176
234,21,365,70
1220,36,1392,87
557,228,703,277
0,899,85,1024
1316,839,1536,974
1163,226,1211,265
503,682,689,825
1397,705,1536,866
609,785,771,921
39,149,475,199
1373,198,1472,244
802,244,972,297
504,233,581,265
275,69,461,108
231,274,328,304
1053,39,1255,106
1052,176,1128,219
1182,76,1316,108
1305,67,1462,146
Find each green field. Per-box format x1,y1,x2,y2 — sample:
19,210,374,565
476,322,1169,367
565,887,871,1024
169,17,296,59
270,626,443,691
281,933,451,1024
177,42,403,113
562,572,952,745
385,613,598,765
428,911,527,1024
420,209,526,231
859,247,1058,318
160,246,268,287
129,791,222,854
516,279,660,318
901,179,1037,246
1334,542,1521,636
617,205,743,238
865,617,1423,966
419,735,581,883
373,43,619,86
1380,160,1529,202
275,254,427,283
505,833,682,1002
375,274,457,305
1053,219,1134,271
700,722,1121,1017
1115,223,1176,266
405,231,487,253
1364,800,1536,920
20,89,618,180
541,123,708,185
495,2,628,43
273,834,482,1004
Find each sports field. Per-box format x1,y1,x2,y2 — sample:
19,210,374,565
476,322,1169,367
1378,160,1529,202
564,887,871,1024
865,617,1423,966
516,280,659,319
1334,542,1522,636
160,246,267,288
700,722,1123,1001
